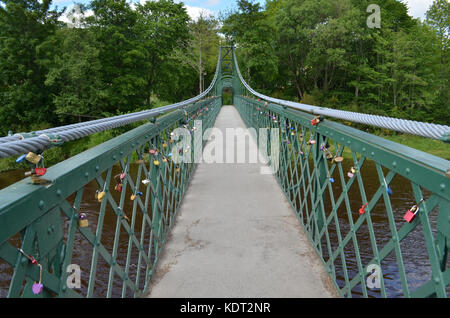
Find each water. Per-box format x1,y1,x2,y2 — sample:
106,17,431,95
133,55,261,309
0,161,448,298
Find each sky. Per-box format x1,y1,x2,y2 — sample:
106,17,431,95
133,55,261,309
51,0,435,21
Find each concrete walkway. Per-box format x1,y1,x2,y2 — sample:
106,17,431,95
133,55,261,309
147,106,337,298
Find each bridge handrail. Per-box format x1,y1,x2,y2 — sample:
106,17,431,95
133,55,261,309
0,48,223,158
232,48,449,140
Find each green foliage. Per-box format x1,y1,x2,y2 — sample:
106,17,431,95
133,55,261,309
0,0,62,135
221,0,449,125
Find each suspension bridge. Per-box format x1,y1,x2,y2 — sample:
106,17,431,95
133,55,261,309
0,46,448,298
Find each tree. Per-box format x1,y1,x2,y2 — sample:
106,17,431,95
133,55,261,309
0,0,62,134
221,0,278,94
135,0,191,106
45,25,105,123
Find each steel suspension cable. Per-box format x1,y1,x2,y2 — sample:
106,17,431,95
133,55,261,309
233,48,449,140
0,48,223,158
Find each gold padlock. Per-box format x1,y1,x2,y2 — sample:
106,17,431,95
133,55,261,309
78,213,89,228
332,156,344,164
30,175,49,185
26,152,42,165
97,191,106,202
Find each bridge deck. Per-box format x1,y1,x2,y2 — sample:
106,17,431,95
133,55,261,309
147,106,337,298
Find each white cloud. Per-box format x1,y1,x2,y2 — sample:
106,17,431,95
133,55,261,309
401,0,435,20
184,5,215,20
58,4,93,27
137,0,215,20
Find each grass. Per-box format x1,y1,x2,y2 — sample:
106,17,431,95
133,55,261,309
322,133,450,161
378,134,450,160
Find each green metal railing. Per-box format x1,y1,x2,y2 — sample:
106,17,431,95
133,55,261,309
234,95,449,298
0,97,221,298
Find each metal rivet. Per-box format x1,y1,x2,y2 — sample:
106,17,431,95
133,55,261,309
405,168,410,174
62,285,67,292
21,257,28,265
85,172,89,177
371,152,375,156
440,184,445,191
95,166,100,171
56,189,62,196
113,155,117,160
392,161,397,167
39,200,44,209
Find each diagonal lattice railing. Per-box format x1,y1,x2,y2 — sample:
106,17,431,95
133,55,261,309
234,95,449,298
0,96,221,298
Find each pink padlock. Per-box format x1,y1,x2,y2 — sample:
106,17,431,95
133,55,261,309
403,205,419,223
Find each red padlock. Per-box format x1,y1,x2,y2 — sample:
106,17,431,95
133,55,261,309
115,183,123,193
310,116,320,126
359,202,368,215
34,167,47,176
403,205,419,223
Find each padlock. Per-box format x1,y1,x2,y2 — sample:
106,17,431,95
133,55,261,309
149,149,157,155
332,156,344,164
311,115,324,126
78,213,89,228
97,191,106,202
34,167,47,176
359,202,369,215
30,175,49,185
115,183,123,192
154,160,160,166
120,172,127,180
403,205,419,223
130,194,136,201
32,264,43,295
25,152,42,165
16,154,27,164
142,179,150,185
